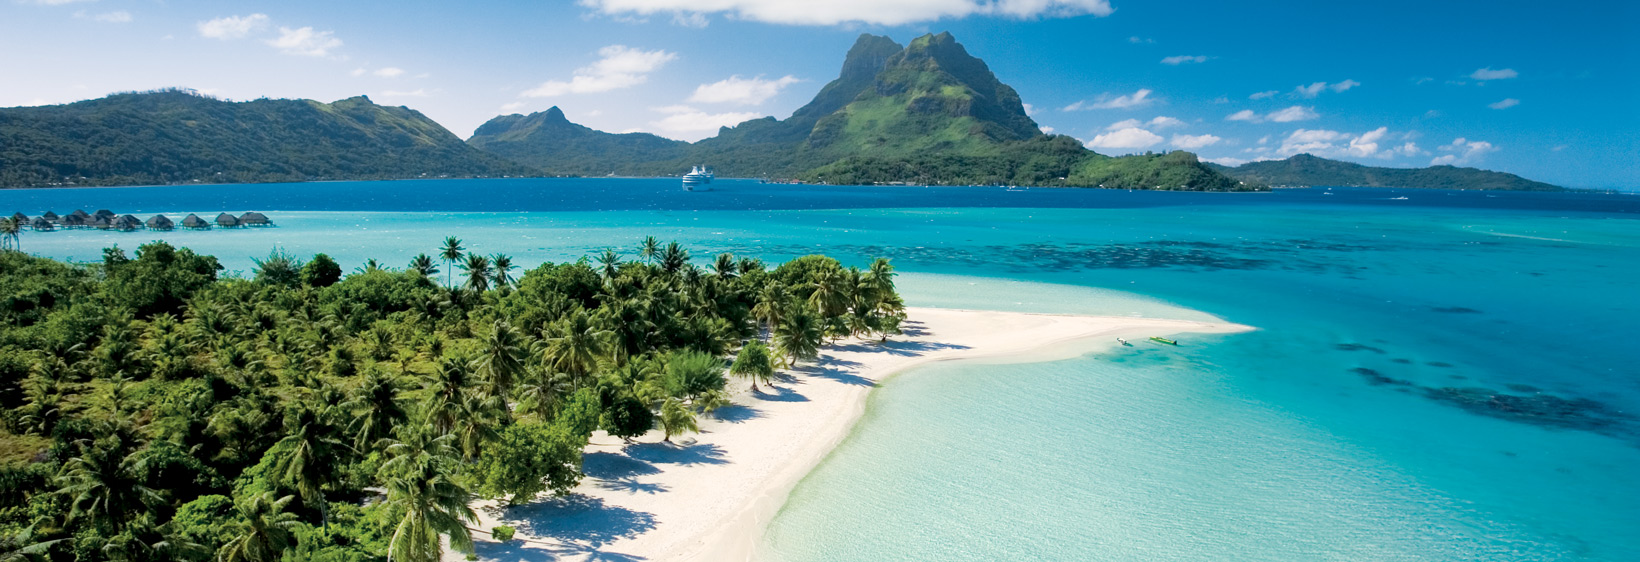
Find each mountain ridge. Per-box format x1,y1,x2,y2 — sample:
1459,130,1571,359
1209,154,1564,191
0,89,532,188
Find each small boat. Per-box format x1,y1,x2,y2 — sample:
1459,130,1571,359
1117,338,1132,346
682,166,714,191
1149,336,1178,346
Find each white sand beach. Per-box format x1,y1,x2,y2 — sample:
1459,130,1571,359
462,307,1251,562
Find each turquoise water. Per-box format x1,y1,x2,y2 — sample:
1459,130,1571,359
4,179,1638,559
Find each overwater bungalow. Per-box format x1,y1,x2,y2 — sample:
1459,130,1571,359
69,210,90,221
30,217,53,231
239,212,273,227
146,214,175,231
40,211,60,222
88,215,112,229
60,214,87,228
114,215,142,231
215,213,241,228
181,214,210,230
10,212,27,222
93,209,116,220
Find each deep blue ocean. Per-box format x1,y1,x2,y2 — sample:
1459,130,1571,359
5,178,1638,560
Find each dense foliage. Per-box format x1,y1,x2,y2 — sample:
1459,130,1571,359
464,33,1261,191
0,89,533,189
1209,154,1564,191
0,238,904,561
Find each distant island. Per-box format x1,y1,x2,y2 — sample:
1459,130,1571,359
1209,154,1565,191
0,33,1565,192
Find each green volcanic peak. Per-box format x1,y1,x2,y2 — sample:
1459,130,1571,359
1210,154,1565,191
0,89,530,188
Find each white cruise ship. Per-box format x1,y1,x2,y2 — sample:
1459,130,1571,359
682,166,714,191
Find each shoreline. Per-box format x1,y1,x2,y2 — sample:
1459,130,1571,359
462,307,1252,562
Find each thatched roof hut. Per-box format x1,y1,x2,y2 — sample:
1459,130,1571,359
239,212,272,226
215,212,241,227
146,214,175,231
60,214,87,228
114,215,141,231
10,212,27,222
88,215,112,229
41,211,59,222
30,217,53,231
69,210,90,219
181,214,210,229
93,209,116,220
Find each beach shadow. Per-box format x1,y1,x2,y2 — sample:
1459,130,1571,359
582,451,660,480
710,403,763,423
751,384,809,403
624,441,727,466
791,361,873,387
899,320,930,337
498,495,658,549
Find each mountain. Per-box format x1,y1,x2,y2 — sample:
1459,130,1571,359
466,106,686,176
1210,154,1565,191
468,33,1256,191
0,89,532,188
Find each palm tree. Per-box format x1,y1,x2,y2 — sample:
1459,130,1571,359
57,438,160,532
659,398,698,443
490,253,517,290
730,340,775,391
539,309,609,387
474,320,527,401
422,358,472,435
268,404,348,526
751,283,790,340
639,236,661,265
217,493,302,562
515,367,570,422
439,237,464,287
595,248,622,280
659,242,689,273
459,254,492,293
408,253,439,278
380,448,477,562
345,368,409,450
773,310,822,368
0,217,21,252
712,253,738,279
808,268,851,318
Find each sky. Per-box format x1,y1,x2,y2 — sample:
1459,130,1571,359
2,0,1636,189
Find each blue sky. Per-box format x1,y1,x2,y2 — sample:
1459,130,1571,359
2,0,1635,189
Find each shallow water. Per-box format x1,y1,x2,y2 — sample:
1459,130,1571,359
4,179,1637,560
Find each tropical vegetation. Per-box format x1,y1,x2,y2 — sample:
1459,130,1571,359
0,238,903,561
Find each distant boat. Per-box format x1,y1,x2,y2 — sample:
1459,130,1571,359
683,166,714,191
1149,336,1178,346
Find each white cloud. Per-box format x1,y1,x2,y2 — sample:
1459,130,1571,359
198,14,269,40
1430,137,1498,165
1039,125,1055,134
1249,90,1278,100
579,0,1114,26
647,105,763,140
1470,67,1518,81
1171,134,1221,149
1271,127,1426,160
522,45,677,97
1128,36,1154,44
499,101,527,113
267,26,343,57
1345,127,1388,157
1266,105,1319,122
688,75,801,105
374,67,406,78
1085,127,1164,150
1488,98,1520,109
1204,156,1250,166
1292,80,1357,99
1161,55,1208,65
350,68,366,77
1108,116,1185,130
89,11,131,23
1022,103,1038,116
671,12,709,27
1226,109,1260,122
1066,89,1154,111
